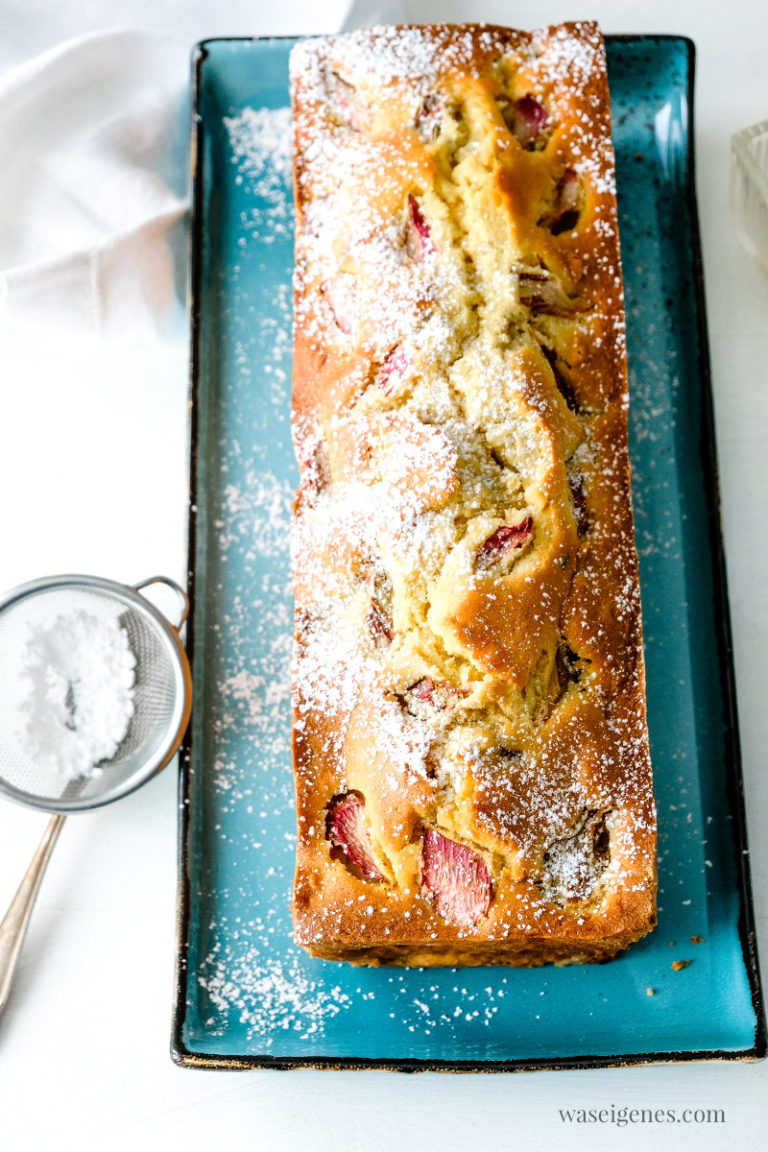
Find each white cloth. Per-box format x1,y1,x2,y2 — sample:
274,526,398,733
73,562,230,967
0,29,189,338
0,4,410,341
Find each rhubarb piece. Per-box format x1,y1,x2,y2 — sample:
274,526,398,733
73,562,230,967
515,94,549,144
569,474,588,536
414,92,446,142
410,676,436,702
323,273,358,335
540,167,583,234
555,641,581,695
328,71,371,131
540,810,611,905
517,265,587,317
326,792,384,881
499,93,549,149
367,599,393,647
365,563,394,647
421,828,492,926
538,641,582,722
476,515,534,571
296,438,328,511
406,194,435,260
404,676,469,713
375,343,412,395
537,338,579,412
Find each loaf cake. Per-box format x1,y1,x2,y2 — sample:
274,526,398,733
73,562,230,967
289,21,656,966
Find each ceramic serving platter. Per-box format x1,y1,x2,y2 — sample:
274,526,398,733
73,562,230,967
173,34,766,1070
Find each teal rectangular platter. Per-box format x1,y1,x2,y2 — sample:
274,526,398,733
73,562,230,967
173,34,767,1070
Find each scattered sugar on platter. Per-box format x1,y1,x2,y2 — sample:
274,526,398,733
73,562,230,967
191,102,356,1044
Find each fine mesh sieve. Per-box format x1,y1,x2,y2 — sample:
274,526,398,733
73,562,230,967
0,574,191,1017
0,574,191,812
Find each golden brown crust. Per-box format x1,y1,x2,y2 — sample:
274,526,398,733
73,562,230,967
289,21,656,966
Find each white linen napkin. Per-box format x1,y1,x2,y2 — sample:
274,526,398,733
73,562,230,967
0,28,189,339
0,5,412,341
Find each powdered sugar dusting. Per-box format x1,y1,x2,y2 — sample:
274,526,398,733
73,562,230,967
225,106,294,242
199,949,350,1041
290,19,654,954
217,471,293,558
290,25,474,97
15,610,135,780
184,30,716,1061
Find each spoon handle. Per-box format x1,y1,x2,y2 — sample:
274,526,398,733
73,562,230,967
0,814,65,1017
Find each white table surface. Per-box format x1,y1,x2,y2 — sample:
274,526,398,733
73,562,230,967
1,1,767,1149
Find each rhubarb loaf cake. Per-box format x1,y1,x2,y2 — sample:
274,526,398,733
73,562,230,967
289,21,656,966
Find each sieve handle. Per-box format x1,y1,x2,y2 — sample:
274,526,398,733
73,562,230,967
0,814,65,1018
132,575,190,633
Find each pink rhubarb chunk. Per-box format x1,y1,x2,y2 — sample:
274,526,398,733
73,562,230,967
414,92,446,141
506,94,549,148
367,599,393,647
326,792,384,881
406,195,435,260
375,343,412,395
476,516,534,571
408,676,469,711
296,438,328,509
324,274,358,335
421,828,492,927
329,73,371,132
